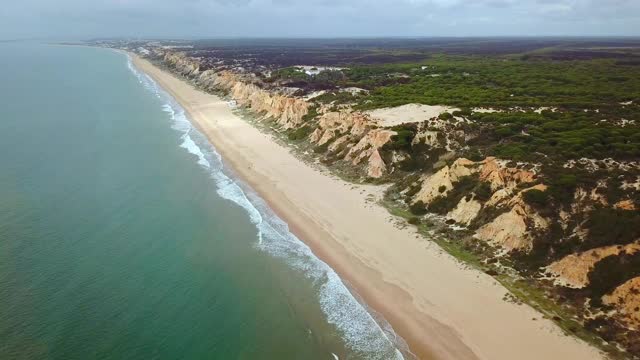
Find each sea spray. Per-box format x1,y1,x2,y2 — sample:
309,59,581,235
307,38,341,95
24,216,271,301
126,55,406,359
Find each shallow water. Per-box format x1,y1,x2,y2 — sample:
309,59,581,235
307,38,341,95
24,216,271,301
0,43,405,359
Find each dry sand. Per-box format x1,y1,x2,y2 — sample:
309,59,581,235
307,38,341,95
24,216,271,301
366,104,460,127
131,54,606,360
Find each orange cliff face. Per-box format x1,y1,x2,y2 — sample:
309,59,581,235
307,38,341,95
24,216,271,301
309,111,397,177
163,52,201,76
546,242,640,289
410,157,547,252
231,82,309,129
162,50,398,178
603,277,640,329
197,69,310,129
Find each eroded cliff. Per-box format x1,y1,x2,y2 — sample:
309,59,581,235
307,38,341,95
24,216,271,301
152,48,640,353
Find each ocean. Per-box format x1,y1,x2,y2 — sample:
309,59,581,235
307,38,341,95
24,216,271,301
0,43,406,359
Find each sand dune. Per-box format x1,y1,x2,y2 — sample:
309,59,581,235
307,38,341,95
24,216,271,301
367,104,460,127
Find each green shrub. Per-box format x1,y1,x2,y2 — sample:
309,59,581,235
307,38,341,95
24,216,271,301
313,142,330,153
404,184,422,199
583,208,640,250
465,149,485,162
548,174,578,204
453,108,472,117
522,189,549,207
428,196,452,214
384,124,416,152
587,251,640,305
271,67,310,82
287,126,315,141
302,105,319,122
409,200,428,215
474,182,493,201
439,112,454,120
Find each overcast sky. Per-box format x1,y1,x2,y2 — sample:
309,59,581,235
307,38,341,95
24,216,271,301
2,0,639,39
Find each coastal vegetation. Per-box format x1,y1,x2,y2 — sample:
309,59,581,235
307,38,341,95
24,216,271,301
347,56,640,109
271,56,640,163
119,37,640,358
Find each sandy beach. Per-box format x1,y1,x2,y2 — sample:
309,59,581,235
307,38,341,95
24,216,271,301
131,54,606,360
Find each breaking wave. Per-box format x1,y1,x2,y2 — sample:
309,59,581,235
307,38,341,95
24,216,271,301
126,55,408,359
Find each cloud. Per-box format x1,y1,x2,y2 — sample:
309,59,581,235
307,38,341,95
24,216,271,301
1,0,639,39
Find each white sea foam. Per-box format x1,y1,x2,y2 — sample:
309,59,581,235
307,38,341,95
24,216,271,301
126,55,407,360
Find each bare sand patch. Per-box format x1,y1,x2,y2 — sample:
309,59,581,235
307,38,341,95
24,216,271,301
366,104,460,127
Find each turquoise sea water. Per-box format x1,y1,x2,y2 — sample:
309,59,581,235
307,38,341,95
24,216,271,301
0,43,407,360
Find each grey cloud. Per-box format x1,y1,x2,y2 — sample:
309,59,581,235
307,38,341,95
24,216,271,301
1,0,638,39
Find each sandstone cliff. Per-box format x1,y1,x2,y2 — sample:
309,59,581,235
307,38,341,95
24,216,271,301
413,158,477,204
161,51,401,177
603,277,640,329
546,242,640,289
411,157,546,251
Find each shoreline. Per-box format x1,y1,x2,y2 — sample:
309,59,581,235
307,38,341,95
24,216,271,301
129,53,606,360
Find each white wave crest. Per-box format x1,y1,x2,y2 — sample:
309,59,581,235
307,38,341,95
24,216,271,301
125,54,406,360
